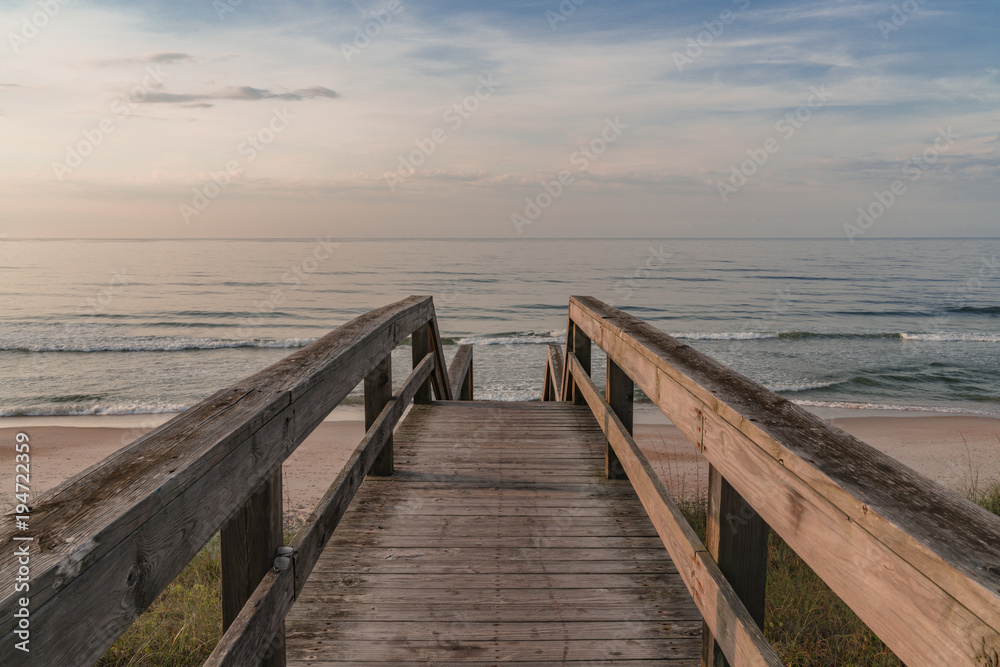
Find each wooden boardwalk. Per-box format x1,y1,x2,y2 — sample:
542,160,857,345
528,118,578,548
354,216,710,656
286,401,702,665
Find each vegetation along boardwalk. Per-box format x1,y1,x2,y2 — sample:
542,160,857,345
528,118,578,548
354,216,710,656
285,401,702,664
2,295,999,666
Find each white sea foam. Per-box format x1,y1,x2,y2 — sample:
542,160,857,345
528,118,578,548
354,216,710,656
792,400,997,415
0,403,190,417
457,331,565,346
768,380,845,392
900,332,1000,343
672,332,779,340
0,337,315,353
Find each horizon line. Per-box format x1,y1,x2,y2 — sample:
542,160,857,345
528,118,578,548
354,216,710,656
4,236,1000,242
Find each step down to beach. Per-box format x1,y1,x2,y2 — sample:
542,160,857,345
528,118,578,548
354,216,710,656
285,400,702,664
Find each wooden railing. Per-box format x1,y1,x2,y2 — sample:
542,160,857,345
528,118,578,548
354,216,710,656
0,296,473,666
545,296,1000,667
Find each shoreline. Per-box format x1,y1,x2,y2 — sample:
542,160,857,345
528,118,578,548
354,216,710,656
3,407,998,522
0,401,993,429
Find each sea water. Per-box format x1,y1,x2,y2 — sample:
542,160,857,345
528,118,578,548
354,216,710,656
1,238,998,417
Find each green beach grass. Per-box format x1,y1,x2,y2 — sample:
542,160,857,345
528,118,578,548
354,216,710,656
99,483,1000,666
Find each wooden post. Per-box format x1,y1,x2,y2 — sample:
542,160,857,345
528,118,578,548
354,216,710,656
366,353,393,476
570,323,591,405
701,465,769,667
605,358,631,480
412,324,432,404
221,468,285,667
459,357,473,400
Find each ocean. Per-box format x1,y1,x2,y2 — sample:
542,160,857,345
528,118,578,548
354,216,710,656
1,238,998,418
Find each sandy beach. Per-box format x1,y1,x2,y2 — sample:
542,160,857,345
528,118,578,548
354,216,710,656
3,407,998,523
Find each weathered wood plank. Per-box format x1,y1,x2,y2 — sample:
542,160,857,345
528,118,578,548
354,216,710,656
322,514,659,536
365,353,393,476
411,323,433,404
295,584,691,606
0,296,437,666
543,343,564,401
289,663,699,667
297,572,679,589
310,534,667,549
221,468,285,667
569,295,1000,666
702,465,769,667
447,344,474,401
566,322,592,405
286,400,701,664
427,314,454,401
567,355,782,667
287,602,700,624
607,356,632,480
286,619,703,640
285,638,703,662
288,662,699,667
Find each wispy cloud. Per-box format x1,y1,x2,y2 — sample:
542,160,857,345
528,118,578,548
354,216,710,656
139,85,339,106
97,52,197,66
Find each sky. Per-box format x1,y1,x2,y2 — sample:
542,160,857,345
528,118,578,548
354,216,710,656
0,0,997,239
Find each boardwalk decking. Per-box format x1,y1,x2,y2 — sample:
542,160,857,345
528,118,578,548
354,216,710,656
286,401,702,665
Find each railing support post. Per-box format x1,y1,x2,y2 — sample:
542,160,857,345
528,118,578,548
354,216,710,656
366,353,393,476
569,323,591,405
605,358,631,480
221,468,285,667
702,465,770,667
459,357,473,400
412,324,433,404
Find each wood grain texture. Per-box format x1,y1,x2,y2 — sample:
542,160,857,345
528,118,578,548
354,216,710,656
447,344,474,401
702,465,769,667
285,401,702,665
365,353,393,476
567,355,782,667
543,343,564,401
427,312,454,401
607,357,632,480
0,296,437,666
567,323,592,405
412,323,433,405
204,354,435,667
568,295,1000,666
221,468,285,667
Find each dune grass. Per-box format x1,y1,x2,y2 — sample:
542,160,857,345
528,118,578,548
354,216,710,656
677,474,1000,667
96,535,222,667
